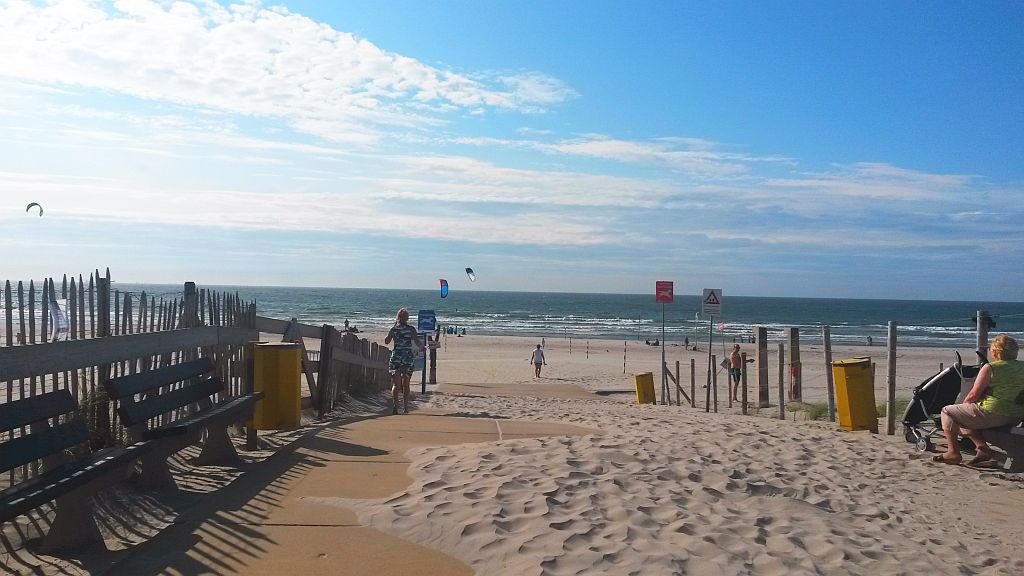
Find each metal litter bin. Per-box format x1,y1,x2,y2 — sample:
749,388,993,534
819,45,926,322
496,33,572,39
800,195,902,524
253,342,302,430
831,358,877,432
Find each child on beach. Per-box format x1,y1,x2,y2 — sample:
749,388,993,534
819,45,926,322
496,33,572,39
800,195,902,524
385,308,425,415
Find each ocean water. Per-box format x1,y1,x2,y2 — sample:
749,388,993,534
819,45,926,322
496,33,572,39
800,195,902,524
116,284,1024,349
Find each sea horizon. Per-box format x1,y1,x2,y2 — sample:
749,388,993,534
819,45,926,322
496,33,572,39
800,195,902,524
107,283,1024,349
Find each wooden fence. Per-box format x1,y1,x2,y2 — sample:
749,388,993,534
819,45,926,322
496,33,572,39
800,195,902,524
255,316,391,416
0,271,257,487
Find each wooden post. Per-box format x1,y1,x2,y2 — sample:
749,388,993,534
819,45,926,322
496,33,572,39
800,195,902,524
756,326,769,408
976,310,990,362
823,325,836,422
623,341,626,374
741,352,748,415
689,358,696,408
711,354,718,413
777,342,786,420
244,341,259,450
316,324,335,419
788,327,801,402
96,275,112,447
886,321,897,436
674,360,680,406
429,334,438,385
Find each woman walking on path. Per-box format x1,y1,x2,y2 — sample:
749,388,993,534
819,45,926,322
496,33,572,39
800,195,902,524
385,308,425,415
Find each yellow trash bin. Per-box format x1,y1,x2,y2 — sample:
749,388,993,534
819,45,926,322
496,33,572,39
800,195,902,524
634,372,656,405
831,358,877,432
253,342,302,430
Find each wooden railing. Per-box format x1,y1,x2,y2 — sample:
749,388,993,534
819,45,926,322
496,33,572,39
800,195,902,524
256,316,390,416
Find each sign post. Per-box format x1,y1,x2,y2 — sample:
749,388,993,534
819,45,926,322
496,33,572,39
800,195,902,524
701,289,722,412
656,281,674,404
417,310,436,393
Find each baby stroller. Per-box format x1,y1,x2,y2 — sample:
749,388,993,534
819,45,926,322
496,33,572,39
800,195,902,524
902,351,983,451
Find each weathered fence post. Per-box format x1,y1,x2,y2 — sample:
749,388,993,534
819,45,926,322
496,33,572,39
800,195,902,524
976,310,991,361
756,326,769,408
711,354,718,413
823,326,835,422
95,275,112,447
741,352,748,415
316,324,335,419
886,321,897,436
777,342,786,420
689,358,696,408
788,327,801,402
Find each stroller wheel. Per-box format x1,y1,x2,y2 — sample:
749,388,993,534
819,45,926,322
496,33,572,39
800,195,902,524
903,427,919,443
916,436,933,452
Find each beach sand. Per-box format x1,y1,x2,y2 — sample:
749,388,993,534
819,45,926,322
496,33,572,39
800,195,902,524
345,333,1024,575
5,333,1023,575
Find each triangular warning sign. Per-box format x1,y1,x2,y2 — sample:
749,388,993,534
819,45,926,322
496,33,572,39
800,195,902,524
704,292,720,305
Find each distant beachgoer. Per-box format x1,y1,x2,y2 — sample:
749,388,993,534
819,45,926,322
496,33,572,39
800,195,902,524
729,344,743,402
531,344,547,377
933,334,1024,465
867,336,873,346
684,337,689,350
385,308,424,415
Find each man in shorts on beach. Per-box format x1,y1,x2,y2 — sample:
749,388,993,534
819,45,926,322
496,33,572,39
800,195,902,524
729,344,743,402
531,344,546,377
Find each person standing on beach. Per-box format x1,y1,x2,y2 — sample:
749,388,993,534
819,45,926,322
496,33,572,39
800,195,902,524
728,344,743,402
531,344,546,377
385,308,424,415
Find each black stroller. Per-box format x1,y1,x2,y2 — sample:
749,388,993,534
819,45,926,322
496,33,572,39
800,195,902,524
902,351,984,451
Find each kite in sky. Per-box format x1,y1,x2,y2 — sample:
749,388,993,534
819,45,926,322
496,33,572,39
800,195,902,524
465,267,476,282
439,279,449,298
25,202,43,216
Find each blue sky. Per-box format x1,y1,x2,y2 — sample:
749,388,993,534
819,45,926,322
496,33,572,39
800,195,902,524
0,1,1021,300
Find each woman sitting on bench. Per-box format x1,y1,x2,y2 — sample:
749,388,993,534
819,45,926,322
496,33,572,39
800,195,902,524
934,334,1024,465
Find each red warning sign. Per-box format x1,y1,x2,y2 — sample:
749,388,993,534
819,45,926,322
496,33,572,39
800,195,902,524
656,281,674,304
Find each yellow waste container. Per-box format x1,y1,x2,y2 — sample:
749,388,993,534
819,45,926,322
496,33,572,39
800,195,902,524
831,358,877,432
634,372,656,405
253,342,302,430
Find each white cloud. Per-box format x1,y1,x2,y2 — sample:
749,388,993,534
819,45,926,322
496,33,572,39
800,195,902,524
0,0,574,143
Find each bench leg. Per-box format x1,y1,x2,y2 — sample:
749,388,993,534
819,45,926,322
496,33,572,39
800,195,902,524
1005,455,1024,472
138,450,177,491
40,492,104,553
195,426,240,466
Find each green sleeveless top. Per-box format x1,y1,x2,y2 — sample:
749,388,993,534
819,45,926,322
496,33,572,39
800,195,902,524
979,359,1024,418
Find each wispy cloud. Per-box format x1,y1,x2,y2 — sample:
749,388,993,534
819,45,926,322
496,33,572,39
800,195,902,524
0,0,575,144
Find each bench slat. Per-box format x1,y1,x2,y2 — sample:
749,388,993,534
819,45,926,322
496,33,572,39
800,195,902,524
105,357,215,400
0,443,144,522
144,393,263,440
118,377,224,427
0,390,77,432
0,420,89,474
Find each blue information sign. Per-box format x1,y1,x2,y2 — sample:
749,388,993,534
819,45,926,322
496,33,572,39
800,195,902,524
417,309,436,332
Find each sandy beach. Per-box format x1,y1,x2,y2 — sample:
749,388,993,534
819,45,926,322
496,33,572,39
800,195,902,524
348,333,1024,575
4,332,1023,575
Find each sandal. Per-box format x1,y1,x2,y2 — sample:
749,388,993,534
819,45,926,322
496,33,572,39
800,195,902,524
931,454,962,465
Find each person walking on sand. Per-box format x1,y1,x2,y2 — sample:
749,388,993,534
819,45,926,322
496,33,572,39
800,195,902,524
531,344,547,377
729,344,743,403
385,308,424,415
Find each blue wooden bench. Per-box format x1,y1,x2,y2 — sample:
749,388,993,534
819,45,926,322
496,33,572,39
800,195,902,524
0,390,150,552
104,357,263,489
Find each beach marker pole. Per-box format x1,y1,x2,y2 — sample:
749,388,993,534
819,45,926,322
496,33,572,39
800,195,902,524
690,359,696,408
660,303,666,405
711,354,718,413
623,341,626,374
778,342,786,420
885,321,896,435
823,326,836,422
704,315,713,412
741,352,748,415
421,334,428,394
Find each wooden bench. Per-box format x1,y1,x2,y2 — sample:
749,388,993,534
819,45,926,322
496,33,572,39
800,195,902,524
981,423,1024,472
104,357,263,489
0,390,150,552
